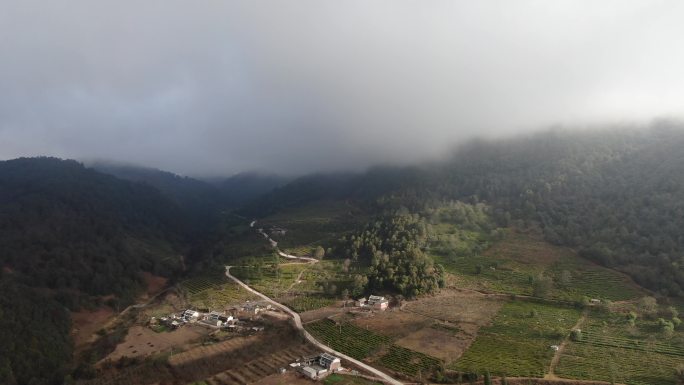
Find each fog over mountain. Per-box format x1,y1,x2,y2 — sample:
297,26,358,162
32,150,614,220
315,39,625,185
2,1,684,175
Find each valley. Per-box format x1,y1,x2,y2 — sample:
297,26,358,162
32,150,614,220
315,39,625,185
70,198,684,385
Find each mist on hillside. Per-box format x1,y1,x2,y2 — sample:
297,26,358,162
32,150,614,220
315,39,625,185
2,1,684,176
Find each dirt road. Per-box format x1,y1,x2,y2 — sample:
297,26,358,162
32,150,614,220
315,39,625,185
545,309,588,379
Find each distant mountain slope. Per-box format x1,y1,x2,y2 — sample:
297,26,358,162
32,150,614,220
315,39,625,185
212,171,290,206
90,162,229,232
241,125,684,297
0,157,194,385
91,164,289,228
0,157,185,298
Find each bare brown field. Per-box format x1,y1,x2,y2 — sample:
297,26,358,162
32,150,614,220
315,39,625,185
106,324,207,361
394,326,471,362
300,303,349,323
403,290,503,325
252,371,314,385
168,334,261,367
71,307,115,348
350,309,432,339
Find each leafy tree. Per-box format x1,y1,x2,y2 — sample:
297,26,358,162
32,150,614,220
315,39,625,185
313,246,326,259
532,275,554,298
639,297,658,316
627,311,638,327
571,329,582,341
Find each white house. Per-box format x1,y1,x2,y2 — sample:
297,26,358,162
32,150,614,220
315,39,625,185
367,295,389,310
182,310,200,321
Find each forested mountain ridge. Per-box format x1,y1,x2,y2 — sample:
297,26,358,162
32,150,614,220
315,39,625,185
0,157,197,385
92,163,290,232
247,126,684,297
211,171,290,207
0,157,187,299
90,162,230,233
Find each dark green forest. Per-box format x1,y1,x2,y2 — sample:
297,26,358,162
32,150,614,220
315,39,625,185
0,158,192,384
0,158,283,384
338,213,445,298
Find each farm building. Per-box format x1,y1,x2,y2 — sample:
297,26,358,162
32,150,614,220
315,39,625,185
294,353,341,380
355,297,367,307
319,353,341,371
300,366,319,379
242,301,273,315
182,310,200,322
367,295,389,310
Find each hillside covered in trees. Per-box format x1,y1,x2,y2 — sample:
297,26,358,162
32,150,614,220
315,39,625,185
250,124,684,297
0,158,193,384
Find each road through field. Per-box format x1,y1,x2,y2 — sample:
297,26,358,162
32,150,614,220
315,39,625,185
545,309,589,379
253,220,320,263
224,265,403,385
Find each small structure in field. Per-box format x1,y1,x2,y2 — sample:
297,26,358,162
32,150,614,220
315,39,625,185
355,297,367,307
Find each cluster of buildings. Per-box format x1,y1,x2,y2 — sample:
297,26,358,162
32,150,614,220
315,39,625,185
288,353,342,380
151,300,278,332
355,295,389,311
153,309,237,330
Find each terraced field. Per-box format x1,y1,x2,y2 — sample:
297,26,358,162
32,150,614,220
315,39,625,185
549,259,643,301
202,345,319,385
230,264,311,298
556,311,684,385
306,319,391,360
281,295,336,312
181,275,258,309
377,345,441,377
168,335,261,367
436,229,644,302
452,300,581,377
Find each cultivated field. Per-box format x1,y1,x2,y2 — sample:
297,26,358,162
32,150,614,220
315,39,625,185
181,274,259,310
436,229,644,302
258,200,368,252
306,318,391,360
202,344,319,385
452,300,582,377
556,310,684,385
377,344,441,378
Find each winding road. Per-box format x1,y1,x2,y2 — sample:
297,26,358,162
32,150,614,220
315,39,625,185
224,266,402,385
227,220,403,385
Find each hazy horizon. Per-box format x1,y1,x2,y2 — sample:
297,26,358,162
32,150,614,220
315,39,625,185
2,1,684,176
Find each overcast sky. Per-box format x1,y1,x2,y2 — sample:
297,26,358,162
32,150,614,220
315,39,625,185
1,1,684,176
